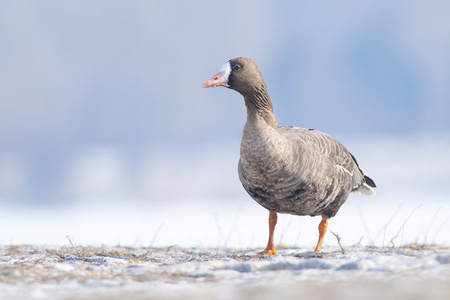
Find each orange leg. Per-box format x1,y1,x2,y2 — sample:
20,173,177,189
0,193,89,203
314,217,328,253
258,211,278,255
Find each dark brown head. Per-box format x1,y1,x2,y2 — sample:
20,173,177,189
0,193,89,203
203,57,275,125
203,57,267,99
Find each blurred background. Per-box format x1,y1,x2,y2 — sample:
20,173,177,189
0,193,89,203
0,1,449,249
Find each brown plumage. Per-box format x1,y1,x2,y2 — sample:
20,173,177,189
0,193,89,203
203,57,376,254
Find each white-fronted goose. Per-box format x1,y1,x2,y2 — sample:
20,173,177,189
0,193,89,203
203,57,376,254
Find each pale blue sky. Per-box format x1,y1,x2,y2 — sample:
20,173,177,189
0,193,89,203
1,1,450,205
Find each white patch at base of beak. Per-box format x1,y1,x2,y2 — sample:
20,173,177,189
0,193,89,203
202,61,232,88
219,61,231,81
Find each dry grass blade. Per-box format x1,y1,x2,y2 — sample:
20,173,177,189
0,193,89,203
390,204,422,248
149,222,165,247
330,230,346,254
66,235,82,256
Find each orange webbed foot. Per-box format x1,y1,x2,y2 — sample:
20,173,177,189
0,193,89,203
258,247,277,255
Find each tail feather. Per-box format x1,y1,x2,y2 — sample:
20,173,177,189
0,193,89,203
364,175,376,188
356,175,376,195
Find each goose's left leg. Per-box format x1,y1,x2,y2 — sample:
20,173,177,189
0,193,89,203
258,211,278,255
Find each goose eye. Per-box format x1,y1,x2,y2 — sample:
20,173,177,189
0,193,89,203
233,64,241,70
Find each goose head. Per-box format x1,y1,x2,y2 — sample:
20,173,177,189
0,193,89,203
203,57,266,99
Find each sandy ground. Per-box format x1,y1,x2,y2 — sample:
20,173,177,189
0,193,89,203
1,244,449,300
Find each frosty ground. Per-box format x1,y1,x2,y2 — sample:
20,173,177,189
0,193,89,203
1,244,449,300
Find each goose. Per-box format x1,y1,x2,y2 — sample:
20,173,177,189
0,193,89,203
203,57,376,254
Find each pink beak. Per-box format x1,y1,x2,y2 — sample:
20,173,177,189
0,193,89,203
202,70,229,88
